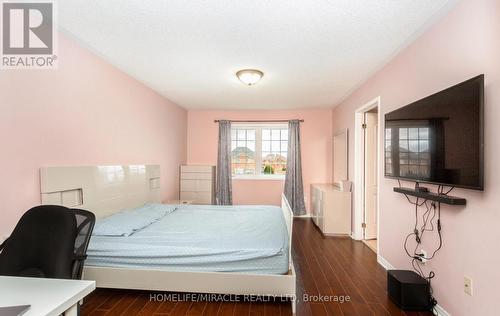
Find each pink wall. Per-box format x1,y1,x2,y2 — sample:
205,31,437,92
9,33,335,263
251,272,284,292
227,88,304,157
331,0,499,314
187,110,332,209
0,32,187,239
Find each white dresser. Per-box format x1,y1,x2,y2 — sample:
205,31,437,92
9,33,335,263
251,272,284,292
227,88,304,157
180,165,216,204
310,183,351,236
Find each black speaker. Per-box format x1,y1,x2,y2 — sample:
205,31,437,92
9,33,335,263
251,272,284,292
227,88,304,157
387,270,430,311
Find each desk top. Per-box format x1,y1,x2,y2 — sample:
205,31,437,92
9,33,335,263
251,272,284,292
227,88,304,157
0,276,95,316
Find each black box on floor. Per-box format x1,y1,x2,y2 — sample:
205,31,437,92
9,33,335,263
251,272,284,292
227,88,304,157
387,270,430,311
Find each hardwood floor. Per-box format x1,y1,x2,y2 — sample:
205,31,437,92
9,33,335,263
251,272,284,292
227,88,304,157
362,239,378,254
82,219,433,315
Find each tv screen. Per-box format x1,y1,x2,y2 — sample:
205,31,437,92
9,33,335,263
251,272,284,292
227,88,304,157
384,75,484,190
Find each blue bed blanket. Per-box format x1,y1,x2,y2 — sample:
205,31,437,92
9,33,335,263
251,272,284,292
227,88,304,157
86,204,290,275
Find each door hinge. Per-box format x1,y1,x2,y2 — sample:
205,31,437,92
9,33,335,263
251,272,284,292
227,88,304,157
361,222,367,228
362,123,367,129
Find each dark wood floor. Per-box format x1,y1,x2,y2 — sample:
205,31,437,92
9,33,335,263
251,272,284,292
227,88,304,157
82,219,433,315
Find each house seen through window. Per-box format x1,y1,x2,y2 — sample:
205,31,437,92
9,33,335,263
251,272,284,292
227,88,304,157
385,126,431,179
231,125,288,177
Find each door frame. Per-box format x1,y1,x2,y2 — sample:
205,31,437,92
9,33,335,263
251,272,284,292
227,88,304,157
353,96,381,242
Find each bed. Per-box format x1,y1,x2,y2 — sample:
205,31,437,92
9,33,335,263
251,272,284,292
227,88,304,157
87,204,289,274
40,165,296,313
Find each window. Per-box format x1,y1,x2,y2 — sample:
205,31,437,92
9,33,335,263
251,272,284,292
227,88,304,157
231,128,256,175
397,127,430,178
385,126,431,179
231,125,288,178
385,128,393,175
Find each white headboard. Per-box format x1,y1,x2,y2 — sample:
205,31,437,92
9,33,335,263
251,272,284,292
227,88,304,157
40,165,161,218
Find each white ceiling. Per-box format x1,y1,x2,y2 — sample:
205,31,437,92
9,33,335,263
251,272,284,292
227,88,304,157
58,0,457,110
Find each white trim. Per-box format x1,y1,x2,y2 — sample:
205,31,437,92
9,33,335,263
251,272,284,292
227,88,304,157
376,254,395,270
434,304,451,316
231,124,288,179
377,255,451,316
353,96,381,241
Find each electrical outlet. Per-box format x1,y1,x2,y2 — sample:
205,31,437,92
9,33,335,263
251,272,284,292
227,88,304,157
464,276,473,296
419,249,428,264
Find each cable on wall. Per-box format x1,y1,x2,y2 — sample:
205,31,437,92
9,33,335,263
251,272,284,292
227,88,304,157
399,183,454,314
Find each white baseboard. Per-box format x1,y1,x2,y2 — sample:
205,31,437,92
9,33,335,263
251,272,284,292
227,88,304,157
433,304,451,316
293,214,311,218
350,232,363,240
377,254,395,270
376,255,450,316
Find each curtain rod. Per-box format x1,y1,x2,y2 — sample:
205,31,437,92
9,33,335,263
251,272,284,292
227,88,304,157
214,119,304,123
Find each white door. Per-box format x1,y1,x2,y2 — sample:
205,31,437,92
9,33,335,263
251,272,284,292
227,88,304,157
364,112,378,239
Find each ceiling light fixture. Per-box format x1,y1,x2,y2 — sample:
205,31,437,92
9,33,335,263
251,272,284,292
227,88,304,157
236,69,264,86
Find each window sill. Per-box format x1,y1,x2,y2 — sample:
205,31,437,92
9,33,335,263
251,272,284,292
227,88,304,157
232,175,286,181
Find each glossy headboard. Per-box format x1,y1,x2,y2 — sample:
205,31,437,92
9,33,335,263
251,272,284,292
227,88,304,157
40,165,161,218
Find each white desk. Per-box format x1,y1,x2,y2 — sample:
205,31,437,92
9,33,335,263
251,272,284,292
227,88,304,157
0,276,95,316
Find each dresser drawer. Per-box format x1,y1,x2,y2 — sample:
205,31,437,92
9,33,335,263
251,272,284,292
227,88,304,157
180,191,213,204
180,172,213,180
180,179,212,192
181,165,214,173
310,183,351,236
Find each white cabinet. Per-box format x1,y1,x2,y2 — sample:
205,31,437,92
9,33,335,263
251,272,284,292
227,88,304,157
180,165,215,205
310,184,351,236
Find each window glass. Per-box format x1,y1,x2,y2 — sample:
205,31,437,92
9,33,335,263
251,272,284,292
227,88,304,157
281,129,288,140
261,128,288,175
395,127,431,178
247,130,256,140
231,129,256,175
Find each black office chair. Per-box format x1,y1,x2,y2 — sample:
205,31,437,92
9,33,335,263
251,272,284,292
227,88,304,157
70,209,96,280
0,205,95,280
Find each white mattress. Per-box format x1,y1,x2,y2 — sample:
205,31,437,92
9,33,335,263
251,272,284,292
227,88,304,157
86,204,289,275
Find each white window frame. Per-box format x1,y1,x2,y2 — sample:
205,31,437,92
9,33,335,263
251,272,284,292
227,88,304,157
231,123,288,180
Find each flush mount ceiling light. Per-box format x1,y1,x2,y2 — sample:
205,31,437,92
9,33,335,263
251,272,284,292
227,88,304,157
236,69,264,86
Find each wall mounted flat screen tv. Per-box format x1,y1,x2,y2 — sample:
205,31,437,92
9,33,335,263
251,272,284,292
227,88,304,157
384,75,484,190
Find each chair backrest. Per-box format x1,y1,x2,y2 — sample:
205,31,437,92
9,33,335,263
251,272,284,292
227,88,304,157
0,205,77,278
70,209,96,279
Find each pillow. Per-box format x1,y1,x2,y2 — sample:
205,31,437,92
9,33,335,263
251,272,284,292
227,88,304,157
93,204,175,237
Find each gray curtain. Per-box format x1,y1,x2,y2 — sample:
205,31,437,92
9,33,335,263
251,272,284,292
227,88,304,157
284,120,306,215
216,120,233,205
